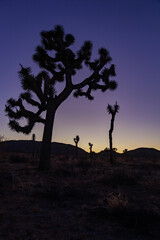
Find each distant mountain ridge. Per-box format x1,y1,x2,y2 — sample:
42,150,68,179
1,141,160,159
0,140,88,156
122,147,160,158
98,147,160,159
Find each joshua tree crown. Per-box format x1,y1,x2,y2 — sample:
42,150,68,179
5,25,117,135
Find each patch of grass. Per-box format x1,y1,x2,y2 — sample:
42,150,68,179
106,191,128,209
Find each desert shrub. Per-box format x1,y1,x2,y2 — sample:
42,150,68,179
9,154,28,163
106,191,128,209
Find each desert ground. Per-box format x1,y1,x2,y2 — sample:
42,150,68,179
0,151,160,240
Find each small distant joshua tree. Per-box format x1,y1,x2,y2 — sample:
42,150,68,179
123,149,128,153
74,135,80,147
74,135,80,158
107,102,119,164
89,142,93,153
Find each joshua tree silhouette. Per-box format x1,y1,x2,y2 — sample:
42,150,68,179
74,135,80,158
74,135,80,148
107,102,119,164
123,149,128,153
89,142,93,153
5,25,118,170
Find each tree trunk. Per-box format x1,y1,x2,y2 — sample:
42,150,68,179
39,99,56,171
109,115,115,164
39,82,73,170
109,129,113,164
75,143,78,158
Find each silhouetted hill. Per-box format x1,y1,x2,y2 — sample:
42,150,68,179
98,149,120,157
123,148,160,158
0,140,88,157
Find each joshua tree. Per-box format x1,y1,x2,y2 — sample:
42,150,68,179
74,135,80,148
74,135,80,158
107,102,119,164
89,142,93,153
123,149,128,153
5,25,117,170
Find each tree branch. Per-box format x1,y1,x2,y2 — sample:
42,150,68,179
20,92,41,108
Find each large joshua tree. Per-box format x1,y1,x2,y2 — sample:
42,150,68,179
5,25,118,170
107,102,119,164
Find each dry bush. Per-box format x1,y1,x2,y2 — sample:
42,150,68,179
106,190,129,209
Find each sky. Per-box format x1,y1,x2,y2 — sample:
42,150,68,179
0,0,160,153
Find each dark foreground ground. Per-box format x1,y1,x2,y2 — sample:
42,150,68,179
0,152,160,240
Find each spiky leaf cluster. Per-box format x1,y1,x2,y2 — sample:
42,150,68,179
5,65,56,134
89,142,93,151
74,135,80,144
6,25,118,135
107,101,120,115
5,93,46,134
32,25,117,100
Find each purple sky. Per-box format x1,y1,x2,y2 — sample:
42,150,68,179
0,0,160,152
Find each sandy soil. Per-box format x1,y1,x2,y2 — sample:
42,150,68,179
0,152,160,240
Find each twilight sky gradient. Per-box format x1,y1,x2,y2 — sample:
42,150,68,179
0,0,160,153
